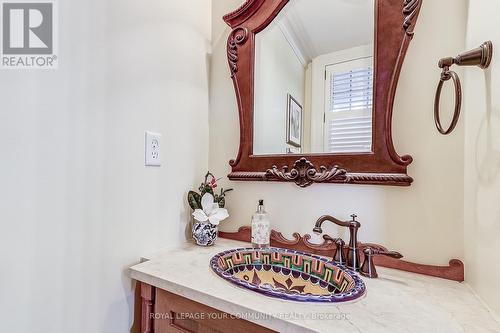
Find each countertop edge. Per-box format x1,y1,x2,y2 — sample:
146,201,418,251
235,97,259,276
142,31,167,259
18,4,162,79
129,267,315,333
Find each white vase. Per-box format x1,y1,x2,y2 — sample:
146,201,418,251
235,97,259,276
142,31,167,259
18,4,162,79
192,222,218,246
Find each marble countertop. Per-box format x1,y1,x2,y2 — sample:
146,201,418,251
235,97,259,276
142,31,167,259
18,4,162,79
129,239,500,333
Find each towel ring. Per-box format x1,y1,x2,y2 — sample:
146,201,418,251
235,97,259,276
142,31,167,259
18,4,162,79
434,41,493,135
434,69,462,135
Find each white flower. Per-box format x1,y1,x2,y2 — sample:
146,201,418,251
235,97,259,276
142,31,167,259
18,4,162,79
192,193,229,226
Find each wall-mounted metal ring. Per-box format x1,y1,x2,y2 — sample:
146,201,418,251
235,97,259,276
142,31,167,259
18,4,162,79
434,70,462,135
434,41,492,135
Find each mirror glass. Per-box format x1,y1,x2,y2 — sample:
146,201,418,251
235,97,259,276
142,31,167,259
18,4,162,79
253,0,375,155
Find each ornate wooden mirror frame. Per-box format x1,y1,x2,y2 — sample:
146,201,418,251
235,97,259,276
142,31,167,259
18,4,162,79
224,0,423,187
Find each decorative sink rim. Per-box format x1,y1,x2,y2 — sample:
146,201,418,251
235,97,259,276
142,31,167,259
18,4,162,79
210,247,366,303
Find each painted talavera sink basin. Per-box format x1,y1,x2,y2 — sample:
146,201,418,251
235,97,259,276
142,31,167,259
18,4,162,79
210,247,366,303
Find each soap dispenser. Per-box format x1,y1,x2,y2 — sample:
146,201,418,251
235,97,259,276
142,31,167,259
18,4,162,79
251,200,270,248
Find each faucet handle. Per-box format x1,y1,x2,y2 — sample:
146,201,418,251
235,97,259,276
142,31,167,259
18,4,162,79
349,214,361,228
334,238,346,265
376,250,403,259
321,234,337,243
360,247,403,278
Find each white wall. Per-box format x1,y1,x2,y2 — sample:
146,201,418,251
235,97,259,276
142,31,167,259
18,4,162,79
463,0,500,318
254,25,305,155
0,1,211,332
210,0,467,265
283,0,374,59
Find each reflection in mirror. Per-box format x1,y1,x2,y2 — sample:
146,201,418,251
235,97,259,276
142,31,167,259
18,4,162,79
253,0,375,155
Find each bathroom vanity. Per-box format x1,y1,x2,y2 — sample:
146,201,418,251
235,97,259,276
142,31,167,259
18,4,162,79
129,239,500,333
128,0,500,332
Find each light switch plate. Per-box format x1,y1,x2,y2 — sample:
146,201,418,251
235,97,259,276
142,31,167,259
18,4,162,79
145,131,161,166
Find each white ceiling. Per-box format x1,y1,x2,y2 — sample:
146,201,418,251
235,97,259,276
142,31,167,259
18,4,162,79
273,0,375,62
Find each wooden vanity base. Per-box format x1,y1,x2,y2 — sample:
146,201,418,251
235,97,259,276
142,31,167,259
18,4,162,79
140,283,276,333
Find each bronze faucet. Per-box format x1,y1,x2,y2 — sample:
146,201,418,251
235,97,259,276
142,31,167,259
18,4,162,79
313,214,361,270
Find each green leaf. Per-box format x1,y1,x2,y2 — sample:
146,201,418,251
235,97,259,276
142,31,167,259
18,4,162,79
188,191,202,210
222,188,234,195
200,184,214,197
215,196,225,208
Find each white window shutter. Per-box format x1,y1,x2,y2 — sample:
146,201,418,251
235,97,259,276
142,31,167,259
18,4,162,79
325,64,373,153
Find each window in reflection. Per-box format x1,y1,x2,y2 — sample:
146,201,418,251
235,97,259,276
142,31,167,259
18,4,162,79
325,57,373,153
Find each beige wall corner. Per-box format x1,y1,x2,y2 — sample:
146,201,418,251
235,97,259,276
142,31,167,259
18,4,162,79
463,0,500,319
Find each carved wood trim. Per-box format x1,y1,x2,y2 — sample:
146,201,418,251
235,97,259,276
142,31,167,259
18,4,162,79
403,0,423,36
222,0,266,27
141,283,155,333
229,169,413,186
384,0,423,168
345,172,413,185
265,157,347,188
223,0,424,187
219,227,464,282
227,27,249,78
363,243,464,282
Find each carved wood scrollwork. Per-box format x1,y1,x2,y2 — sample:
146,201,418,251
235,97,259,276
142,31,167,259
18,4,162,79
403,0,423,36
266,158,347,188
227,27,249,78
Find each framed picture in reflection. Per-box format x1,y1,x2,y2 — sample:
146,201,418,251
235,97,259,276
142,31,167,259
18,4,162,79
286,94,302,148
286,146,301,154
